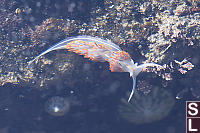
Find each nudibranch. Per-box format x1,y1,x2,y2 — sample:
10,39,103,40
28,35,162,102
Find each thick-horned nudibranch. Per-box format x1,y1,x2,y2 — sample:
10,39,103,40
28,35,162,102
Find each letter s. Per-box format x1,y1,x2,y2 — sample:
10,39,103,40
188,103,198,116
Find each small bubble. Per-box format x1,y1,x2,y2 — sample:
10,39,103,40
45,96,70,116
68,2,76,12
29,16,35,22
36,2,41,7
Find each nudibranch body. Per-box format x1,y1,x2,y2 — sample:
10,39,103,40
28,35,162,102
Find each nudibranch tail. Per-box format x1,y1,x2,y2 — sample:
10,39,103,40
128,76,136,102
137,63,163,70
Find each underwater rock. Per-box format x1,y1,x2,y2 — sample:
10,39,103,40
0,0,198,102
